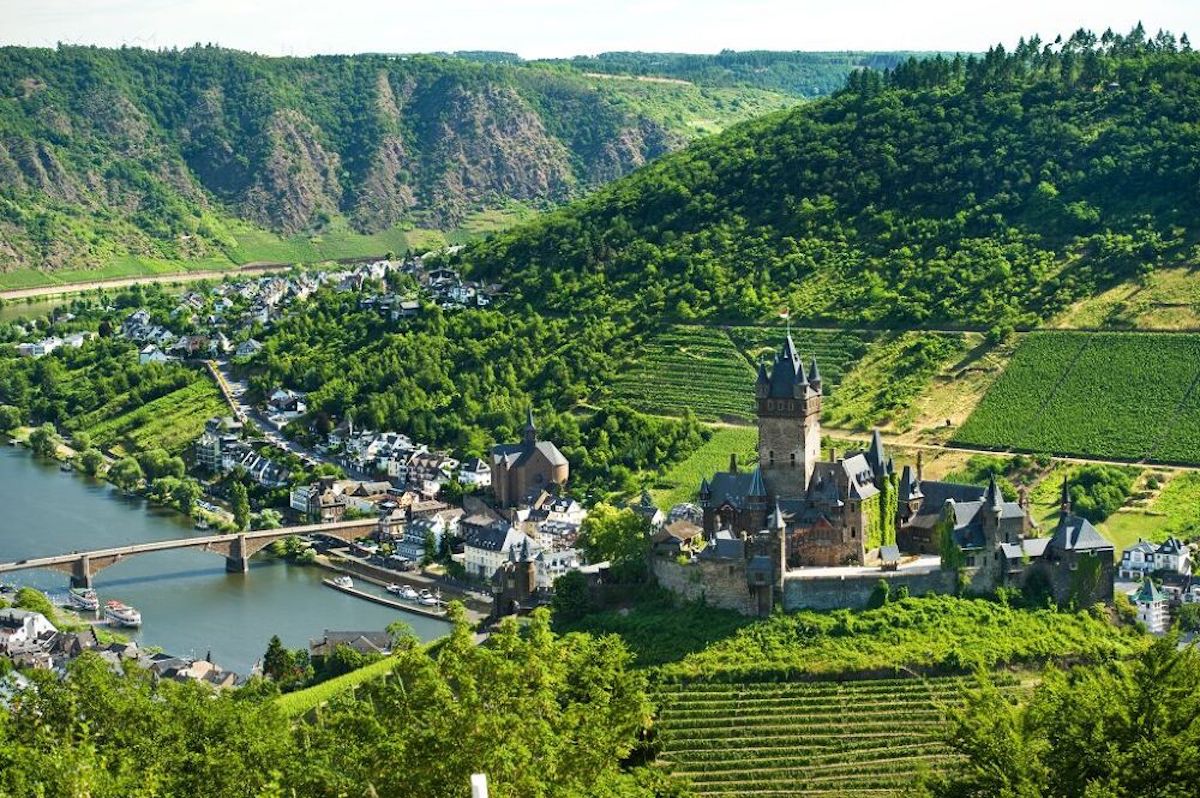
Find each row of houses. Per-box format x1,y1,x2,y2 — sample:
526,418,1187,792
0,607,240,689
15,331,93,358
194,416,290,488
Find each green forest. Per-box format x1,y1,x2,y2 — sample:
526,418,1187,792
453,27,1200,333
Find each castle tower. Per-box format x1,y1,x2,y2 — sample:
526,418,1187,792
756,332,821,498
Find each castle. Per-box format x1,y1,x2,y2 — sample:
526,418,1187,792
666,330,1115,615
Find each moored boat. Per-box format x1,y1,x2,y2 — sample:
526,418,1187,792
399,584,419,601
331,575,353,589
385,583,404,595
104,600,142,627
194,519,210,531
68,587,99,612
59,462,74,473
417,588,439,606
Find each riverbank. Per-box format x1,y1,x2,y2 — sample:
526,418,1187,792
0,445,450,672
315,554,490,623
0,262,294,301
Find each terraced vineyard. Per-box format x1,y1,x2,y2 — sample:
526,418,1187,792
726,326,876,391
614,326,756,420
657,675,1017,797
955,332,1200,465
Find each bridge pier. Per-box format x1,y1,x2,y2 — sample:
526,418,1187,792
70,554,93,589
226,534,249,574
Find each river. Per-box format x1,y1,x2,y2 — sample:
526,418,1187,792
0,444,449,673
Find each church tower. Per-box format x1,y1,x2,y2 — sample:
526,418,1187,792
755,332,822,498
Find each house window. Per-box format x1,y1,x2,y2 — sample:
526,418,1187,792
769,450,775,465
788,401,794,412
965,556,976,568
851,527,856,539
790,453,796,467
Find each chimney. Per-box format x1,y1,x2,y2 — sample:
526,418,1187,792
729,453,738,474
916,450,924,484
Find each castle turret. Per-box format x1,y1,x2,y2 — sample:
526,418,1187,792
757,332,822,499
807,355,822,393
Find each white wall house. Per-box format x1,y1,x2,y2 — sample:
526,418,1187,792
1133,577,1169,634
0,609,57,654
1120,537,1193,580
463,524,530,580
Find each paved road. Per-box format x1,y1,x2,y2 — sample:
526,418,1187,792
0,263,293,301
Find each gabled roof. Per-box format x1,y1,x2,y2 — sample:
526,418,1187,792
703,470,769,510
1049,514,1112,553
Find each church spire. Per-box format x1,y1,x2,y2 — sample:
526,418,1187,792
523,406,537,447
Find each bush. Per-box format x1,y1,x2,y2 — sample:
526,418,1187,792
1070,465,1136,523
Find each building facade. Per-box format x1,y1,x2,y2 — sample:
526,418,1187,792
490,410,569,508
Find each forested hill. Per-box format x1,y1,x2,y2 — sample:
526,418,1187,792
0,46,795,273
456,28,1200,332
537,50,953,97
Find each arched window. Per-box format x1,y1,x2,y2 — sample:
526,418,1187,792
851,527,857,539
790,453,796,468
769,450,775,465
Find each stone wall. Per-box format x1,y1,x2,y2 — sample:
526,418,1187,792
651,557,757,615
781,568,958,611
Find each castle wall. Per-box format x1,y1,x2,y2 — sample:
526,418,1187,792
780,568,958,612
651,557,758,615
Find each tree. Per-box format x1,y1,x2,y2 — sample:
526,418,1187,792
256,509,283,529
79,448,105,476
137,448,185,480
0,405,22,433
108,456,144,493
578,503,650,583
72,431,91,451
14,587,54,618
926,635,1200,798
262,635,290,682
171,478,202,515
230,482,250,531
28,422,60,458
551,570,592,621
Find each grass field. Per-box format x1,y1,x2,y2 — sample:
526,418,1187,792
83,379,226,457
656,675,1017,797
650,425,757,509
614,326,756,420
1052,266,1200,330
954,332,1200,465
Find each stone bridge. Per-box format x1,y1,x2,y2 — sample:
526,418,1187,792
0,518,378,588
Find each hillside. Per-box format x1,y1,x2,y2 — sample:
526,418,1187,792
0,45,796,279
456,28,1200,332
538,50,956,96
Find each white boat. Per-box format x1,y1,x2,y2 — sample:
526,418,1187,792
68,587,99,612
385,583,403,595
194,519,210,531
104,600,142,628
417,589,439,607
399,585,419,601
331,575,354,589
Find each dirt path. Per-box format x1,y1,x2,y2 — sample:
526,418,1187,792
0,263,293,301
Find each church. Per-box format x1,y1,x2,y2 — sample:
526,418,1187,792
686,330,1114,612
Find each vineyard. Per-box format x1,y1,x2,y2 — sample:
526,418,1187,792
955,332,1200,465
656,675,1021,797
614,326,756,420
725,326,876,390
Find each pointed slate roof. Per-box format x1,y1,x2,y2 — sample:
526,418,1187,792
807,355,821,386
748,466,767,497
899,464,923,501
770,499,786,530
1049,514,1112,553
766,333,807,398
1134,576,1164,604
985,475,1003,511
866,430,886,477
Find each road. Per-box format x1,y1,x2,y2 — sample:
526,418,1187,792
210,359,366,478
0,263,294,301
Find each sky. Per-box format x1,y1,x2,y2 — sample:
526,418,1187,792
1,0,1197,58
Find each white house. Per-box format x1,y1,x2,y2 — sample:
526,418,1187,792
1119,537,1193,580
458,457,492,488
397,515,445,562
0,609,57,654
534,547,583,590
1133,577,1169,634
463,522,531,580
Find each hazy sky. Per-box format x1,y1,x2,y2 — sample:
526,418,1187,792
2,0,1197,58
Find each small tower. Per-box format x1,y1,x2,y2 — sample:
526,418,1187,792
1060,476,1072,516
